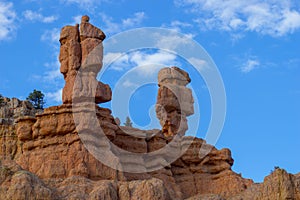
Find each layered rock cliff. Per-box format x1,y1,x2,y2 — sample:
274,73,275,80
0,16,299,200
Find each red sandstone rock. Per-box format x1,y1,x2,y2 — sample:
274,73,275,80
80,15,106,41
156,67,194,137
16,116,36,141
1,99,299,199
0,160,171,200
59,16,110,104
231,168,300,200
81,38,103,70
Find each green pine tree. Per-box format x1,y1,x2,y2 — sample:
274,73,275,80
124,116,133,127
0,94,4,106
27,89,46,109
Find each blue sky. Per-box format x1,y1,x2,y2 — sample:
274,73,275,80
0,0,300,182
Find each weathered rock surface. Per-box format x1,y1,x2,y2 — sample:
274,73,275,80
0,102,253,199
156,67,194,137
59,16,110,104
0,159,171,200
15,104,119,181
0,98,39,159
231,168,300,200
0,97,254,199
186,194,225,200
0,97,39,125
0,159,56,200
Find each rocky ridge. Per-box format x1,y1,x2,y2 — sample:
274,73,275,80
0,97,40,125
0,16,299,200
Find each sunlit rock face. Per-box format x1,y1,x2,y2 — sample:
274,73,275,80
156,66,194,137
59,15,111,104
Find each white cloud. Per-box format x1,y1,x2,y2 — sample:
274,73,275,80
276,9,300,36
39,30,63,105
46,88,62,103
100,12,146,35
188,57,209,71
155,31,194,51
170,20,193,28
107,50,177,74
122,80,138,88
44,61,61,82
176,0,300,36
46,15,83,31
131,51,177,67
32,60,62,83
72,15,82,24
129,51,178,75
23,10,58,23
0,1,16,40
62,0,102,9
41,28,60,47
241,59,260,73
161,20,196,37
103,52,129,71
105,50,178,75
122,12,145,27
163,20,193,32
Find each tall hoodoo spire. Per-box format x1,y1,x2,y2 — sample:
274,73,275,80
59,15,110,104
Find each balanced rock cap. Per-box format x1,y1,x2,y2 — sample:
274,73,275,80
81,15,90,23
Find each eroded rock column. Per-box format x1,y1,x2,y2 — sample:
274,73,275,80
59,15,111,104
156,67,194,137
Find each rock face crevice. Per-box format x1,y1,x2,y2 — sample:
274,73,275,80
0,16,299,200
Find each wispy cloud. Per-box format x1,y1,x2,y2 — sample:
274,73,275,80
44,61,61,82
23,10,58,23
45,88,62,103
176,0,300,36
122,12,145,27
155,30,194,51
105,50,178,75
131,51,177,67
39,27,63,105
32,59,63,105
0,1,17,41
32,60,62,83
104,52,129,71
72,15,82,24
122,80,138,88
188,57,210,72
41,28,60,48
61,0,106,11
161,20,197,40
241,59,260,73
285,58,300,70
162,20,194,32
132,51,178,75
100,12,146,35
